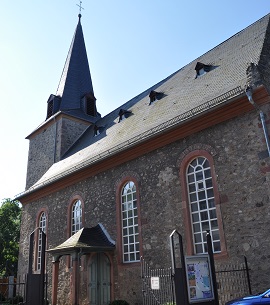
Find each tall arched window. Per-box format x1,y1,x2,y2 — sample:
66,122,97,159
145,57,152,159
37,212,47,271
186,156,221,254
121,181,140,263
71,200,82,235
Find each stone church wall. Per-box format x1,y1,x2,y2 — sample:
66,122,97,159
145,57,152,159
18,104,270,304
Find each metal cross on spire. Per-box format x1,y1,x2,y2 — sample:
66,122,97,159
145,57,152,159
76,1,84,13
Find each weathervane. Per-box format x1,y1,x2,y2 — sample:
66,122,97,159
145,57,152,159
77,1,84,14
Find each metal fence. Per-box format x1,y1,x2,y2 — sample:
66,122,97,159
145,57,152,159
0,275,26,304
215,258,251,305
141,257,175,305
141,256,251,305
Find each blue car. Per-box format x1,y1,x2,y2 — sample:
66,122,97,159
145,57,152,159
226,289,270,305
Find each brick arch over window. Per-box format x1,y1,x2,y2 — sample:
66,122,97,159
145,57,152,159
180,150,227,258
35,208,48,271
67,195,85,238
116,177,143,266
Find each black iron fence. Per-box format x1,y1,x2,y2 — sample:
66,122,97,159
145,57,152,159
141,256,251,305
141,257,175,305
215,257,251,305
0,275,26,304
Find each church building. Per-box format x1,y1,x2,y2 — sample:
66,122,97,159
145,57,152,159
17,12,270,305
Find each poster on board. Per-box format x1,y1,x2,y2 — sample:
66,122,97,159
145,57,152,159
185,255,214,303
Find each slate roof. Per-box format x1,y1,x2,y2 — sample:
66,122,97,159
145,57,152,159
56,15,95,111
47,224,115,254
25,14,270,193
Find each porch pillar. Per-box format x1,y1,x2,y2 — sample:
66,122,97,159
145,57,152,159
71,252,80,305
51,255,60,305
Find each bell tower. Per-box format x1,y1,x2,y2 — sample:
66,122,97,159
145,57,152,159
25,14,100,189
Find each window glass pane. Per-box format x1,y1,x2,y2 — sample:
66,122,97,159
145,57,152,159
196,171,203,181
202,221,210,231
209,209,217,219
205,179,213,188
212,230,220,241
191,202,198,212
190,193,197,202
199,201,207,210
195,244,203,254
189,183,196,192
193,223,200,233
208,198,215,208
200,211,208,221
205,169,211,178
188,174,195,182
211,220,218,229
213,241,221,252
207,189,214,198
198,191,206,200
194,233,202,243
192,213,199,222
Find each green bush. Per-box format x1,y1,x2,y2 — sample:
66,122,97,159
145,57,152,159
0,292,6,301
109,300,129,305
8,295,23,304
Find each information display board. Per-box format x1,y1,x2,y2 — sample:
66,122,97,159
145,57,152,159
185,255,214,303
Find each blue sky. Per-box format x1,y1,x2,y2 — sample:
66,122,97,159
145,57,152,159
0,1,269,202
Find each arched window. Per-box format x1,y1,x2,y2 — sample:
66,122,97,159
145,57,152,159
37,212,47,271
71,200,82,235
121,181,140,263
186,156,221,254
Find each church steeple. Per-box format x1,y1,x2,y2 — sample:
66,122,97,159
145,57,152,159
46,14,98,120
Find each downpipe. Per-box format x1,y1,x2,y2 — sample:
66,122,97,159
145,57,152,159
245,87,270,157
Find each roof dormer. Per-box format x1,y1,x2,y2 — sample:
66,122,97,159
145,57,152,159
118,109,132,122
195,62,212,78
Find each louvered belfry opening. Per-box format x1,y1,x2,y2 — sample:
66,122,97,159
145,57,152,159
84,93,97,116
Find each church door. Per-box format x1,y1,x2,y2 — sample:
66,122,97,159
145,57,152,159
89,253,111,305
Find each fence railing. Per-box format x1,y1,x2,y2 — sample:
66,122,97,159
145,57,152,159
0,275,26,304
141,257,175,305
215,258,251,305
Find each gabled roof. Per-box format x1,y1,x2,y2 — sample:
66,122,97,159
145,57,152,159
18,14,270,199
56,14,94,111
47,224,115,255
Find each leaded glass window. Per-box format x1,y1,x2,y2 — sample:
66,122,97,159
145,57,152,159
121,181,140,263
71,200,82,235
37,212,46,271
186,157,221,254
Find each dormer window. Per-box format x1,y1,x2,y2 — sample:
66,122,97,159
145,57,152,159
94,125,100,136
148,90,165,105
149,90,157,104
118,109,131,122
195,62,212,78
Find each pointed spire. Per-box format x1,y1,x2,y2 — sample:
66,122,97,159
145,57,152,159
56,14,94,111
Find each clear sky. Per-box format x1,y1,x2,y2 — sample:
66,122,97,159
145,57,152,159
0,1,269,202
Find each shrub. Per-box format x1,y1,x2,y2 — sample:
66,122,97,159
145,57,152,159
0,292,6,301
109,300,129,305
8,295,23,304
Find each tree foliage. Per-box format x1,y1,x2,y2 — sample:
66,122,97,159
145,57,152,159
0,198,21,276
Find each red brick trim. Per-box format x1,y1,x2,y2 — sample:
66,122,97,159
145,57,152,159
179,150,227,258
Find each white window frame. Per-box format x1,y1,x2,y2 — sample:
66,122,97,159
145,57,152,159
37,212,46,271
121,181,140,263
71,200,82,235
186,157,221,254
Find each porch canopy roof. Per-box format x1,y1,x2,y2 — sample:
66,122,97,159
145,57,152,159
47,223,115,257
